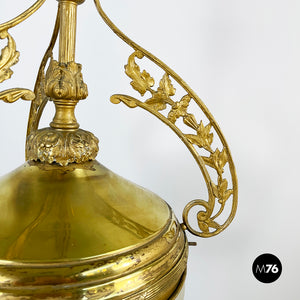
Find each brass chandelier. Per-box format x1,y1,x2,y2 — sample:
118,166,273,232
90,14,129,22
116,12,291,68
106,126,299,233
0,1,238,299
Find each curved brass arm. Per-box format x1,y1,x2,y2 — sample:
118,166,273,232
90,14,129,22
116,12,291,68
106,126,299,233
94,0,237,238
0,0,47,32
26,7,60,140
0,0,46,101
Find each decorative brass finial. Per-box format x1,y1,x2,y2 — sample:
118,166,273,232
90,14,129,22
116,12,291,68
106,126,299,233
45,59,88,130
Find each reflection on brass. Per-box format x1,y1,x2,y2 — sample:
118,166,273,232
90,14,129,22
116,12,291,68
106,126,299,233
26,128,99,166
95,1,237,238
0,161,187,299
0,0,238,298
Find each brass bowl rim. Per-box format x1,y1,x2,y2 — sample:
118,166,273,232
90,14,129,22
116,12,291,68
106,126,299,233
0,211,174,268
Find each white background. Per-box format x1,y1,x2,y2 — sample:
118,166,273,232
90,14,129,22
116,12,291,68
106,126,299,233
0,0,299,299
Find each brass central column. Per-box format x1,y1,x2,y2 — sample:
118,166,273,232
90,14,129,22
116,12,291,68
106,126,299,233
58,0,81,63
48,0,87,130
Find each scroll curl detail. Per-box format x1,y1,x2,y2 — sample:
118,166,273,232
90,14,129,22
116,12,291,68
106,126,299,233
0,88,35,103
0,30,19,83
95,0,237,238
0,0,46,105
0,0,46,83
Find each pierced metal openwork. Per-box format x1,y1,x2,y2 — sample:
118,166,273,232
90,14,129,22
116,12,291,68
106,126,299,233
0,0,237,238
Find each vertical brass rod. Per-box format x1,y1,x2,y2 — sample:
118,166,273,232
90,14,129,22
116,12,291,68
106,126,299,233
47,0,87,131
58,1,78,63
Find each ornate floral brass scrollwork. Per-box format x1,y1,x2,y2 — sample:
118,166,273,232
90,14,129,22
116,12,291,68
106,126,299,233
0,0,46,103
26,127,99,166
45,59,88,100
0,30,19,83
94,0,237,238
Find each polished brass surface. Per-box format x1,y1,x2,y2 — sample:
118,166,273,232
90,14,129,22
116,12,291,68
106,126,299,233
94,0,238,238
0,160,187,299
0,160,169,260
0,0,238,298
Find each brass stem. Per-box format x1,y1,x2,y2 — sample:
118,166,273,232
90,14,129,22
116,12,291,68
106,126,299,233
47,0,87,131
58,0,78,63
50,100,79,129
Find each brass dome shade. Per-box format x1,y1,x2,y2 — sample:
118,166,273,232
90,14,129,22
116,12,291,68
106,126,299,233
0,161,187,299
0,0,238,299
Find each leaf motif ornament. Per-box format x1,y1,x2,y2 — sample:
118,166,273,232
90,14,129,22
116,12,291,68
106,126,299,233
94,0,238,238
168,95,191,123
0,30,19,83
125,51,154,96
0,0,46,83
197,210,220,233
202,148,228,176
145,73,176,111
185,121,213,152
211,178,233,204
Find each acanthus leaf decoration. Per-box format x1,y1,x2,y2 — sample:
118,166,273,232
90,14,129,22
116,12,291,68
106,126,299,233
144,73,175,111
185,121,213,152
168,95,191,124
202,148,228,177
112,50,236,237
144,92,168,111
94,0,238,238
211,178,233,205
45,59,88,100
0,30,19,83
158,73,176,98
0,32,35,104
125,51,154,96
